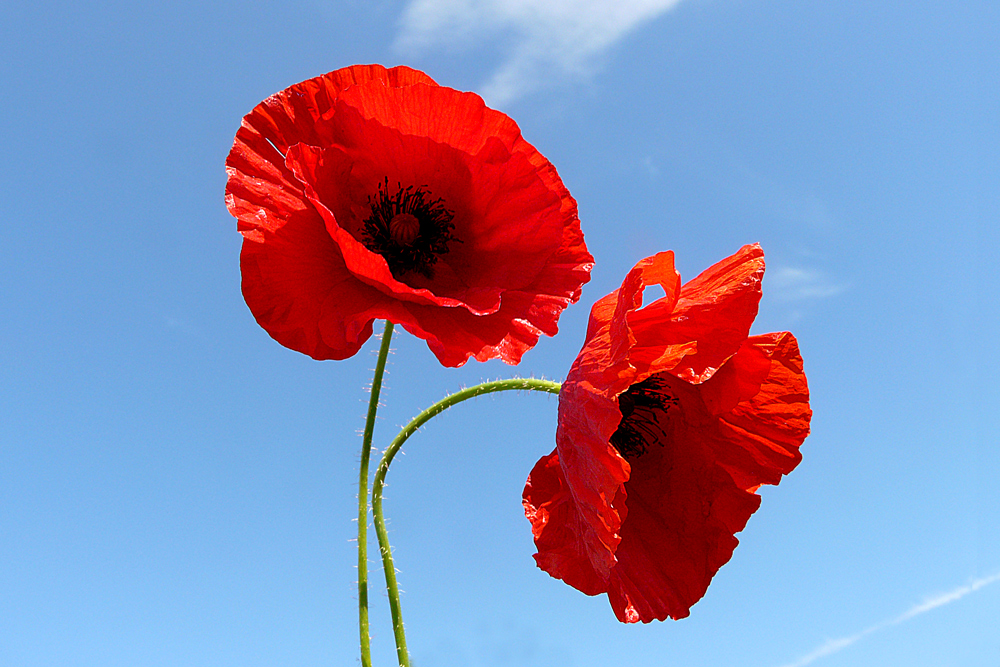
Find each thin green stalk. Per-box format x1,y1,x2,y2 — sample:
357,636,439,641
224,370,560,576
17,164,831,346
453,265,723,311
357,321,394,667
371,378,562,667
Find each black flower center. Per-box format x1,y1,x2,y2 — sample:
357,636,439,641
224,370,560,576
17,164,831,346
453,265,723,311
610,375,680,460
361,179,459,279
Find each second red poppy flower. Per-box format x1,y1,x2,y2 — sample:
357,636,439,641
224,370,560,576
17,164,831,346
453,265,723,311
523,244,812,622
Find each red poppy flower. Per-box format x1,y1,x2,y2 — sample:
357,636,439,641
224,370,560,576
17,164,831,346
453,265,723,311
523,244,811,622
225,65,592,366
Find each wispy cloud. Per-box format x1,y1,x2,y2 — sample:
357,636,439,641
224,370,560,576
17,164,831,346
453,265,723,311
767,267,847,302
777,572,1000,667
395,0,687,105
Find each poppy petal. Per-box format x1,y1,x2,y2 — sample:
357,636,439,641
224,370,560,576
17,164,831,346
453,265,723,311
282,141,501,315
333,84,574,294
227,66,437,242
335,75,523,158
522,252,684,596
604,334,810,622
628,243,765,384
606,422,760,622
523,450,614,596
709,332,811,491
239,208,382,359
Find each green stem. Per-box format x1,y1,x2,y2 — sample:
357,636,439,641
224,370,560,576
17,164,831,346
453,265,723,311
371,378,562,667
358,321,394,667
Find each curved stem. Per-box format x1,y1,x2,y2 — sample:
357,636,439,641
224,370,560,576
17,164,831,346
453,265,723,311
371,378,561,667
357,321,394,667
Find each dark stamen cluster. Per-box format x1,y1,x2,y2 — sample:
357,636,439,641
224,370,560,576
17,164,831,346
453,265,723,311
361,179,458,279
610,375,680,460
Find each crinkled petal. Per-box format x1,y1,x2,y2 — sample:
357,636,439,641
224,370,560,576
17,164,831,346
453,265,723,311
523,252,680,593
239,207,381,360
523,380,628,590
282,105,569,302
523,450,612,596
283,141,500,314
388,294,546,367
240,198,583,366
571,251,683,400
604,332,810,623
227,66,436,241
708,332,811,491
335,75,523,158
628,243,765,383
235,65,435,166
333,83,578,292
606,422,759,623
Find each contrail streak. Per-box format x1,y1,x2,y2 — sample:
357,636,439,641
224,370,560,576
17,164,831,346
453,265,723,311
776,572,1000,667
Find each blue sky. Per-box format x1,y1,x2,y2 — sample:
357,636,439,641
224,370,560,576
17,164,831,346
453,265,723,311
2,1,998,666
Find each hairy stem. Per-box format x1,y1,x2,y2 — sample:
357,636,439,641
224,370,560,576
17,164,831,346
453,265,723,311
357,321,394,667
371,378,561,667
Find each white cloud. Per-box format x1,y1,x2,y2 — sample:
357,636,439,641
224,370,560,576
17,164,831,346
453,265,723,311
777,572,1000,667
767,267,846,302
780,636,867,667
892,573,1000,624
395,0,687,104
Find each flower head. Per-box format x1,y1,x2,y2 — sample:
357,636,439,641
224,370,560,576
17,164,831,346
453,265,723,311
523,244,811,622
226,65,592,366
